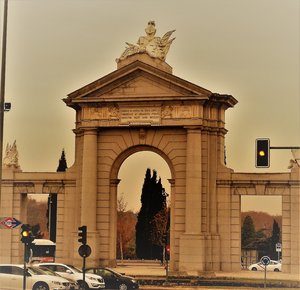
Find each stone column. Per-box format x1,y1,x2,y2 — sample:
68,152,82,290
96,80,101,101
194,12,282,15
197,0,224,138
179,126,205,273
109,179,120,267
81,128,98,230
290,166,300,275
80,128,100,266
185,127,202,233
168,179,176,272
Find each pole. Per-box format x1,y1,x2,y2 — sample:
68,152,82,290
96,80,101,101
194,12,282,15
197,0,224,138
0,0,8,208
83,256,86,289
264,265,267,288
270,146,300,150
23,244,27,290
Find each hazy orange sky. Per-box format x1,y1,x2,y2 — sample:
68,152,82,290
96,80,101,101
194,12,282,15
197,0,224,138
2,0,299,214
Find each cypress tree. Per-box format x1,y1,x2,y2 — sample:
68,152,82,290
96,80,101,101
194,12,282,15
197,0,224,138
136,169,168,259
269,219,281,259
241,215,256,248
57,149,68,172
136,168,152,258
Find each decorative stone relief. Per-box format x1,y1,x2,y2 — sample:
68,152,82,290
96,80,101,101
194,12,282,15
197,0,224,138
161,104,199,119
14,183,35,194
83,105,119,120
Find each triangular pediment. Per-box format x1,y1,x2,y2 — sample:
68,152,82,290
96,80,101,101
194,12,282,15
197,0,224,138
65,60,213,104
104,74,185,97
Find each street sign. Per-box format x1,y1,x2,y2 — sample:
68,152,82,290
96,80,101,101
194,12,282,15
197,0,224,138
276,243,282,252
260,256,270,288
260,256,271,266
78,244,91,258
0,217,22,229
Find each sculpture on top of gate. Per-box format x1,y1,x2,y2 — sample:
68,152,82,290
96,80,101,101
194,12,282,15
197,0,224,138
117,21,175,62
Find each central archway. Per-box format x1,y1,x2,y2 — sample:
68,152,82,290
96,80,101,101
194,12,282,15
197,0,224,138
109,144,175,267
116,149,172,262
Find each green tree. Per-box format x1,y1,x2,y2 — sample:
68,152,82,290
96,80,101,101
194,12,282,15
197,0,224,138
268,219,281,260
136,169,168,259
136,168,152,258
56,149,68,172
241,215,256,247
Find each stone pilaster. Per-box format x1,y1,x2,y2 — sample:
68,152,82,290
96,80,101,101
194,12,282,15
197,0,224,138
179,127,205,272
80,128,99,265
290,166,300,275
185,127,202,233
109,178,120,267
81,128,98,230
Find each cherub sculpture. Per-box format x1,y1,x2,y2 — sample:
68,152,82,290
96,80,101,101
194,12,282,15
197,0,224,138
117,21,175,62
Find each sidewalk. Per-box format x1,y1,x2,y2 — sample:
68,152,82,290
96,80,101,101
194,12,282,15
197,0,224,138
115,260,300,282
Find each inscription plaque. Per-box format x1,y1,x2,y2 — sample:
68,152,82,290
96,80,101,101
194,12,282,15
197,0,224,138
120,107,160,124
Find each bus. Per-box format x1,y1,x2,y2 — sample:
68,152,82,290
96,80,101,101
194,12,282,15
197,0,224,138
30,239,56,263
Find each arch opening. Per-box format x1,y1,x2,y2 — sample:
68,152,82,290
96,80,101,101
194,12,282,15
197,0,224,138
115,149,172,262
241,195,282,270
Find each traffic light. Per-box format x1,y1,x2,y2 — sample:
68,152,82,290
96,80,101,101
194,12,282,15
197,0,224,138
256,138,270,168
166,244,170,254
20,224,34,245
78,225,87,245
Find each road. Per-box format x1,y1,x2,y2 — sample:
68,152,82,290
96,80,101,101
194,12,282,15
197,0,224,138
140,287,300,290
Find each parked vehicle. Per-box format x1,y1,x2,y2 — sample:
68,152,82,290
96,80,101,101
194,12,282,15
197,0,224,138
37,263,105,290
0,264,70,290
248,260,281,272
86,267,139,290
37,266,79,290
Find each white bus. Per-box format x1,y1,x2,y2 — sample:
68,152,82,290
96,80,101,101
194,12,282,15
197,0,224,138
30,239,56,263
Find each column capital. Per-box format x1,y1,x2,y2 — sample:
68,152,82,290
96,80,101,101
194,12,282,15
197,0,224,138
82,127,98,135
110,179,121,186
168,178,175,186
184,125,203,133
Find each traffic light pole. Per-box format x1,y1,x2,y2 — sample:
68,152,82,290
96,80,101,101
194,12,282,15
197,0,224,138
83,256,86,288
23,244,27,290
270,146,300,150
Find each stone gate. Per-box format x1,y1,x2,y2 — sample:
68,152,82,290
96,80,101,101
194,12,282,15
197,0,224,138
0,22,299,275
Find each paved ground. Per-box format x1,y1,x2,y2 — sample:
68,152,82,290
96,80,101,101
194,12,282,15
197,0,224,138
140,287,300,290
115,260,300,282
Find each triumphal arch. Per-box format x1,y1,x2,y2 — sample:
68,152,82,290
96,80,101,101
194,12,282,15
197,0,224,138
1,21,300,275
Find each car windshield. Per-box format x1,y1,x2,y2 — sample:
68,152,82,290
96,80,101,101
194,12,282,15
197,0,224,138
27,266,47,275
106,268,122,276
66,264,82,273
38,267,60,277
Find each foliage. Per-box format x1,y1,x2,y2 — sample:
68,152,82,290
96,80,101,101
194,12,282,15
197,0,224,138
241,215,256,248
117,193,137,259
27,198,48,238
241,212,282,260
136,168,168,259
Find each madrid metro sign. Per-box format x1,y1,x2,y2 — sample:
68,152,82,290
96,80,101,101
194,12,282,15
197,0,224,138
0,217,22,229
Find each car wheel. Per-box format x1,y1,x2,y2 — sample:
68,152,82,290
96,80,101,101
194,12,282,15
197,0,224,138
78,281,89,290
274,268,280,272
33,282,49,290
119,283,128,290
251,267,257,271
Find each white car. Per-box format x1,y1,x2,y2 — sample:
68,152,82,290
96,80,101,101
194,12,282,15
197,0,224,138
248,260,282,272
0,264,70,290
36,266,79,290
37,263,105,290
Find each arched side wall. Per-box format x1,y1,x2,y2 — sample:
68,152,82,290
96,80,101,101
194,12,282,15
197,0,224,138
217,169,300,275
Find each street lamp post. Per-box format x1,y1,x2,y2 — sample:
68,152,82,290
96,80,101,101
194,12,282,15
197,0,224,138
0,0,8,207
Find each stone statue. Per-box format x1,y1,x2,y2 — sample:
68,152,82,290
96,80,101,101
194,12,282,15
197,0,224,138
3,140,20,168
117,21,175,62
